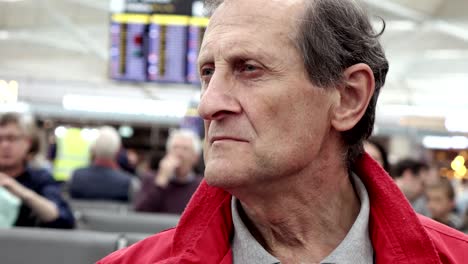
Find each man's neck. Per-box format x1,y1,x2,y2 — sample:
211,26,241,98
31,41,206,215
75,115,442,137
94,158,118,169
233,165,360,263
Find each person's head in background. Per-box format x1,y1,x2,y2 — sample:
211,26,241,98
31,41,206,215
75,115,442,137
363,139,390,172
91,126,121,163
0,112,35,176
393,158,429,202
426,177,461,228
166,129,201,179
423,165,441,187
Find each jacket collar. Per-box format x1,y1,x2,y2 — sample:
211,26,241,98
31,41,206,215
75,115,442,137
354,153,441,264
171,153,441,263
93,158,119,170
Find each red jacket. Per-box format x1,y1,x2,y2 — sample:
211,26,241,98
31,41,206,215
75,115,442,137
98,154,468,264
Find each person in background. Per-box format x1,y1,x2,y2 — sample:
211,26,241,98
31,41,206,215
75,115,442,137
394,158,430,216
69,126,139,202
117,148,139,175
426,177,464,230
456,178,468,218
27,126,53,173
0,112,74,228
363,139,390,173
99,0,467,263
134,129,202,214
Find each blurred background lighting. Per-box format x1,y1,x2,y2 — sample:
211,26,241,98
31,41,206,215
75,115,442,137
422,136,468,150
118,126,134,138
445,115,468,133
62,94,188,118
81,128,99,142
451,155,465,171
54,126,67,138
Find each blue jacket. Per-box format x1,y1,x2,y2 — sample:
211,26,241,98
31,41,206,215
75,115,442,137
69,165,132,202
16,167,75,229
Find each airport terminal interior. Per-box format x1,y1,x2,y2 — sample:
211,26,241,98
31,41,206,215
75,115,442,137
0,0,468,263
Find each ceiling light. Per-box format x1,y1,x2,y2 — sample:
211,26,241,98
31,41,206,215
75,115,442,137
55,126,67,138
423,136,468,150
62,94,188,118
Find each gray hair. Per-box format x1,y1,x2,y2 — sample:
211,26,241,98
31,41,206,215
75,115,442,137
0,112,36,137
166,129,202,155
92,126,121,159
203,0,389,167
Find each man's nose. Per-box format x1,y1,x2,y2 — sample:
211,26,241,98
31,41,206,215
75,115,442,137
197,71,241,121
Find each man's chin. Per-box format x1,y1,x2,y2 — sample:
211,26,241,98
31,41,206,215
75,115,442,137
204,168,248,191
0,161,15,168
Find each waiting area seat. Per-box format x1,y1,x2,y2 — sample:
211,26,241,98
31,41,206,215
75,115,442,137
0,227,120,264
124,232,152,246
68,199,130,214
76,210,180,234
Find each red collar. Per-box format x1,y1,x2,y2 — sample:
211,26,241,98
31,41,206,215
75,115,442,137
170,153,440,263
354,153,441,263
93,158,119,170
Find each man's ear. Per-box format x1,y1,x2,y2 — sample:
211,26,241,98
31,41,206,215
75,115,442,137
331,63,375,132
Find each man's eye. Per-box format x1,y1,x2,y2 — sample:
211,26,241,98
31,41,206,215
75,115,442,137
235,62,263,78
201,67,215,76
243,64,257,72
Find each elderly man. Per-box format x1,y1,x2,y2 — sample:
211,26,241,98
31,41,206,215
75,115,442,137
0,113,74,228
134,129,202,214
99,0,467,263
69,126,137,202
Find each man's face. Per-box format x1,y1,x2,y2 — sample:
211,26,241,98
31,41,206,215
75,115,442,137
168,135,198,172
0,123,30,170
197,0,338,189
426,188,453,220
402,172,424,201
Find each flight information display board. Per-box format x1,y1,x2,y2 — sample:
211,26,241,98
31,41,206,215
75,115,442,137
186,17,209,84
147,15,189,83
109,1,209,84
110,14,150,81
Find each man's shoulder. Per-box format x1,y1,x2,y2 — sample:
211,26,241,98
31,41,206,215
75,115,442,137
73,166,129,178
98,228,176,264
418,215,468,262
26,167,55,183
71,166,93,177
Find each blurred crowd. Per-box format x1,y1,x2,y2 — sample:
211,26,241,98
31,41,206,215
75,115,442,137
0,112,202,229
1,111,468,234
365,140,468,233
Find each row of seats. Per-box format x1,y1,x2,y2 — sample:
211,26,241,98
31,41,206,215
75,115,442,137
75,209,180,234
67,199,180,234
0,227,147,264
1,200,180,264
68,199,131,214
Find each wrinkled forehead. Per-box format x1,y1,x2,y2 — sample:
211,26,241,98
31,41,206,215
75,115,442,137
208,0,305,35
0,123,22,134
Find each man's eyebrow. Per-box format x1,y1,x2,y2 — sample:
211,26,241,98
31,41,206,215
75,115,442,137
198,45,273,66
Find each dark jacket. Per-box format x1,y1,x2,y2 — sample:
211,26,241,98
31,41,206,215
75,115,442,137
98,154,468,264
16,167,75,229
69,165,132,202
134,173,202,214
